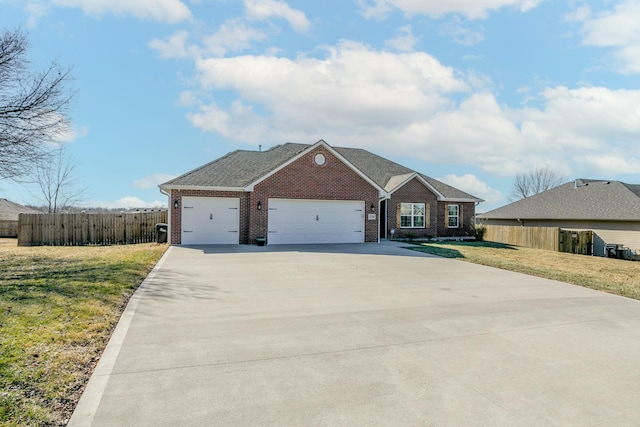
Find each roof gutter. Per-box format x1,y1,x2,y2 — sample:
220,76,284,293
159,185,245,192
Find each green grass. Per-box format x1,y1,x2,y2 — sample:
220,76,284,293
0,241,167,426
408,241,640,300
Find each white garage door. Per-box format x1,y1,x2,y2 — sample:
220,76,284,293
267,199,365,245
181,196,239,245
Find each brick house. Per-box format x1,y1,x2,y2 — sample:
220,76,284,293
159,140,482,245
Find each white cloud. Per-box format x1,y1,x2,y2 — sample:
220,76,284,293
385,25,419,52
177,91,199,107
26,2,50,28
563,5,591,23
575,155,640,175
181,41,640,180
48,0,192,23
150,31,197,59
439,16,485,46
359,0,542,20
438,174,502,203
81,196,166,209
187,100,269,141
150,21,267,59
244,0,311,32
194,40,467,110
203,20,267,57
575,1,640,74
133,173,177,189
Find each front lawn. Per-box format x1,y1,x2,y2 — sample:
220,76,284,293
0,241,167,426
409,241,640,300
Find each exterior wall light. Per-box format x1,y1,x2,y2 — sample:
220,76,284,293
257,201,262,210
174,199,179,209
371,203,375,212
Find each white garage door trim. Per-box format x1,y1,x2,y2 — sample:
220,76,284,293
181,196,240,245
267,198,365,245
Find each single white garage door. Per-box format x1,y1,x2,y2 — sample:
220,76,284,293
268,199,365,245
181,196,239,245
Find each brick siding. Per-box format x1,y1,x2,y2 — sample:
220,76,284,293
437,202,476,238
251,146,379,243
170,147,379,244
386,178,438,239
385,178,476,239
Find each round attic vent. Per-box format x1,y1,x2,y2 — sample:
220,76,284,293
314,153,326,166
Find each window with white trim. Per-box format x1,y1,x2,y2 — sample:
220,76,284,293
448,205,459,228
400,203,425,228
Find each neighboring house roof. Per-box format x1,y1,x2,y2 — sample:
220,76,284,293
161,140,482,202
0,199,41,221
479,179,640,221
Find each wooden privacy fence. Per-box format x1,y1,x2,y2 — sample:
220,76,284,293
483,225,592,254
0,220,18,238
18,211,168,246
559,229,592,255
484,225,560,251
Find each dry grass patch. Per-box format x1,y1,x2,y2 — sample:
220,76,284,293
0,242,167,426
409,241,640,300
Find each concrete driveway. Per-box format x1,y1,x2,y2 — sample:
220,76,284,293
70,242,640,426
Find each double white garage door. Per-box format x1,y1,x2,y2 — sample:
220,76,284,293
268,199,365,245
181,196,365,245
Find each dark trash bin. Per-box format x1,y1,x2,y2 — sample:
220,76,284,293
156,223,168,244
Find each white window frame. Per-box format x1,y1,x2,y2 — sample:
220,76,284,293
400,203,426,228
448,205,459,228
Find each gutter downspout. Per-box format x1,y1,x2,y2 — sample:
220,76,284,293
378,196,386,242
159,187,170,243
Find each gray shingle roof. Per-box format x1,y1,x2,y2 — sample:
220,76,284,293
0,199,41,221
479,179,640,221
161,142,482,201
162,143,308,188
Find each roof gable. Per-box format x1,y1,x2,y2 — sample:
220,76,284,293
245,140,386,196
480,179,640,221
382,173,446,199
384,173,415,193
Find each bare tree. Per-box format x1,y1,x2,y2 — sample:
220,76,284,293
510,167,565,200
32,145,84,212
0,29,73,180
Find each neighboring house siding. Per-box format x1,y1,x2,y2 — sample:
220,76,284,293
479,218,640,256
437,202,476,238
387,178,437,239
251,146,379,243
590,226,640,256
169,189,249,245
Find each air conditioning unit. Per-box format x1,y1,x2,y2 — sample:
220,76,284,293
605,243,622,259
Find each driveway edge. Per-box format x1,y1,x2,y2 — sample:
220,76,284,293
68,246,174,426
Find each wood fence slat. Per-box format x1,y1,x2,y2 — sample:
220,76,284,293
17,211,167,246
484,225,560,251
483,225,593,254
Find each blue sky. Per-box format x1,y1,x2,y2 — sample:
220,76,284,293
1,0,639,212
